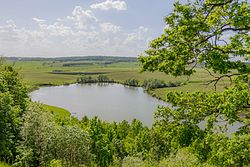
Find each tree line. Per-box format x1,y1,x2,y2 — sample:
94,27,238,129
77,75,182,90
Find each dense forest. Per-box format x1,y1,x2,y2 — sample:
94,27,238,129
1,0,250,166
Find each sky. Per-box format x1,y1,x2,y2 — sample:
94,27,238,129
0,0,176,57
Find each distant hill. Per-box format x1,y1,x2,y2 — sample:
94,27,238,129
5,56,138,63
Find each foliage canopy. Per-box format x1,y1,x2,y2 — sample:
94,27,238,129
139,0,250,166
139,0,250,77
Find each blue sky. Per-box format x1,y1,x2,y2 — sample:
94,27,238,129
0,0,176,57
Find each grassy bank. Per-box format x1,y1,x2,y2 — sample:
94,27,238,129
42,104,71,118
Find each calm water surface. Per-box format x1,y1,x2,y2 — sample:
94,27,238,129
30,83,166,126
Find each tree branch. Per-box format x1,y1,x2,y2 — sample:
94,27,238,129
221,26,250,32
206,73,241,91
211,46,250,55
207,0,233,7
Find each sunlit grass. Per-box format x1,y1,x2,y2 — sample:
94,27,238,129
42,104,71,118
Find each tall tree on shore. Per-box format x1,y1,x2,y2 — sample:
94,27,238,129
140,0,250,78
0,66,28,162
139,0,250,166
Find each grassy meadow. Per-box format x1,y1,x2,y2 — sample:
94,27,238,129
42,104,71,118
7,57,231,100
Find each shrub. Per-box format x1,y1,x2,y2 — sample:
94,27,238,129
77,76,96,83
116,155,157,167
21,103,92,166
77,75,114,83
167,81,181,87
48,160,63,167
97,75,109,82
142,79,166,90
124,79,139,87
206,134,250,167
159,148,200,167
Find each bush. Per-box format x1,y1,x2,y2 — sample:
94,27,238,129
121,156,145,167
206,134,250,167
118,155,157,167
97,75,109,82
142,79,167,90
48,160,63,167
77,76,97,83
77,75,114,84
21,103,92,167
142,79,182,90
167,81,181,87
159,148,200,167
124,79,139,87
54,126,92,166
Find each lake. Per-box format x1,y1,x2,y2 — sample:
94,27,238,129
30,83,167,126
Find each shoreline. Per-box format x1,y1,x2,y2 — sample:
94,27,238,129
29,81,167,101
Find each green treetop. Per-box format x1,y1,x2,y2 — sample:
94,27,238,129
139,0,250,77
139,1,250,166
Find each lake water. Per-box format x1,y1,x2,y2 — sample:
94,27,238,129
30,83,167,126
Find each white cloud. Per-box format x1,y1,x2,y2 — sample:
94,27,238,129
67,6,98,29
90,0,127,11
32,17,46,24
124,26,149,43
100,22,121,33
44,23,72,36
32,18,72,37
0,6,150,57
0,20,19,41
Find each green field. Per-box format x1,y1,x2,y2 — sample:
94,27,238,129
42,104,71,117
8,57,231,100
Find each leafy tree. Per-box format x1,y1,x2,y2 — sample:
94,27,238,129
116,120,130,140
142,79,167,90
129,119,145,138
139,0,250,78
124,79,139,87
119,156,145,167
77,76,97,83
0,57,6,66
206,133,250,166
0,66,28,112
0,66,28,162
21,103,92,167
87,117,114,167
139,0,250,166
21,103,57,166
54,125,92,166
159,148,200,167
123,119,149,157
97,75,110,82
48,159,63,167
0,93,21,160
133,128,152,158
